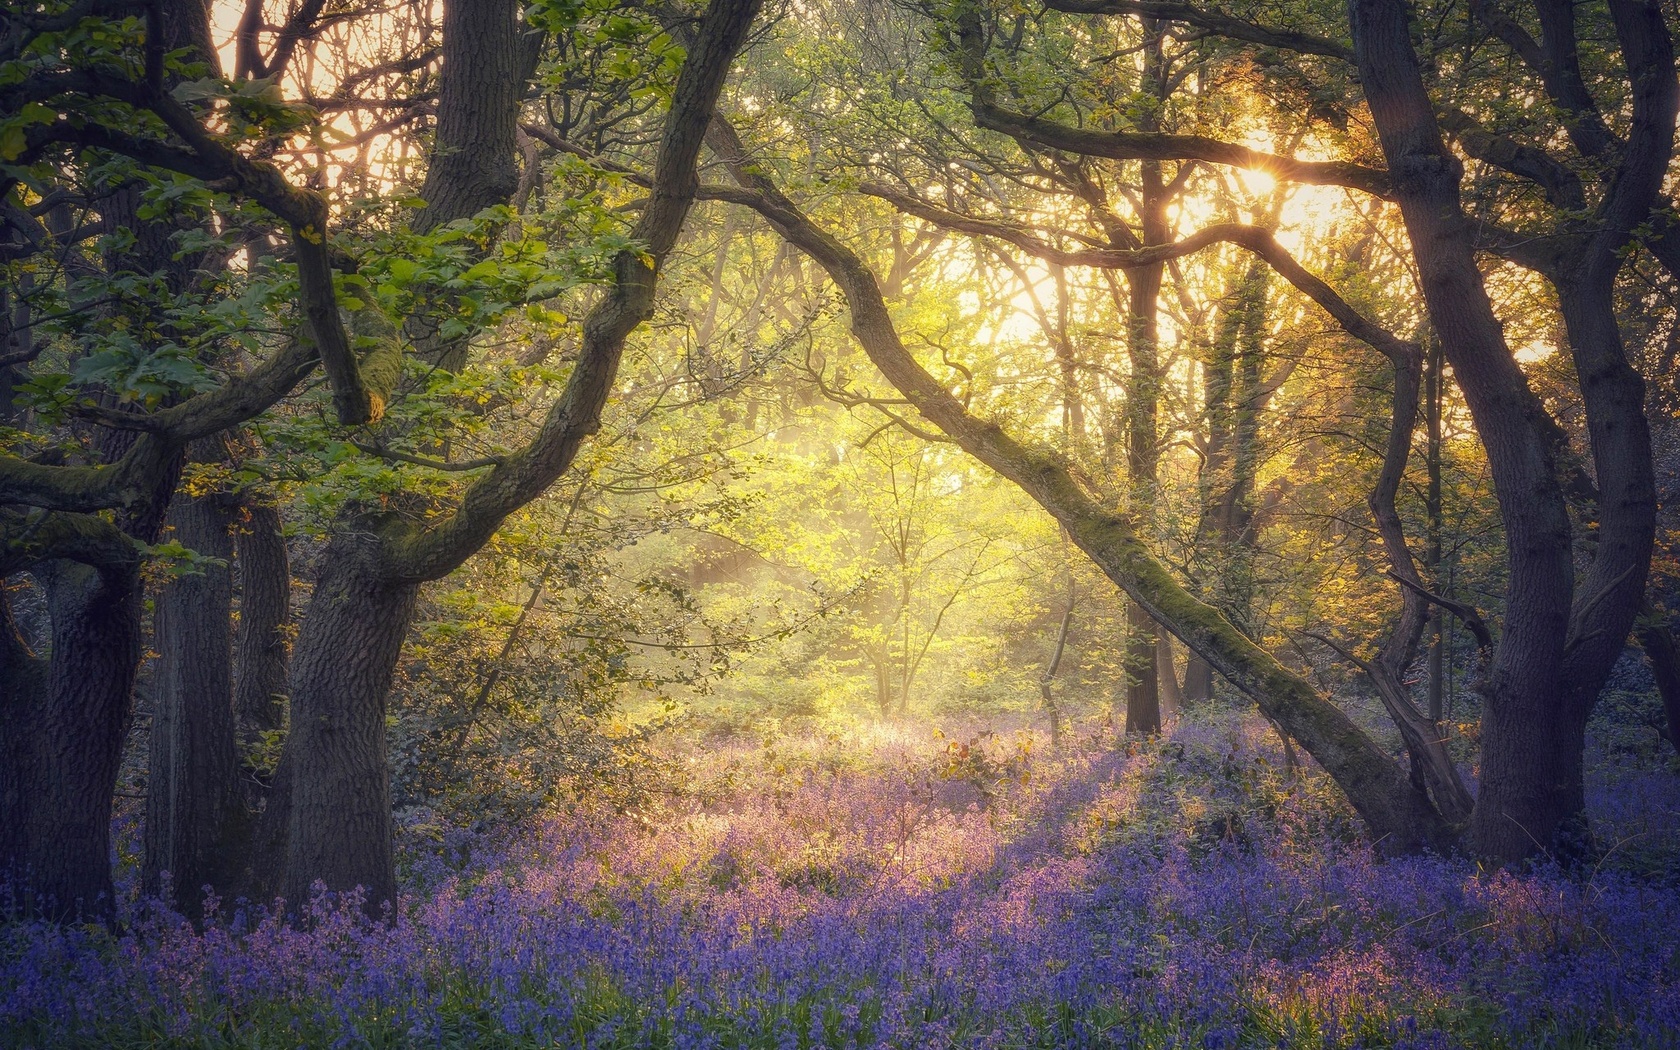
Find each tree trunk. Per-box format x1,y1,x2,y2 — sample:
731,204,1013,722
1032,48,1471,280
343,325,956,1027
1123,601,1160,733
144,493,244,924
1350,0,1670,861
1362,330,1475,824
10,561,144,919
233,497,290,749
281,536,418,916
265,0,759,916
1637,608,1680,756
1189,258,1268,702
1424,336,1446,723
1182,652,1213,703
1156,632,1183,720
0,587,48,894
408,0,543,372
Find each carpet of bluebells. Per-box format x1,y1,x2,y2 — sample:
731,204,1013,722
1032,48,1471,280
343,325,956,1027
4,712,1680,1049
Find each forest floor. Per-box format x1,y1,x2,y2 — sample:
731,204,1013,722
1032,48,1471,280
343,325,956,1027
3,707,1679,1049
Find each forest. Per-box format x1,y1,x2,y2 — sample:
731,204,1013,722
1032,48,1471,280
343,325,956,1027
2,0,1679,1044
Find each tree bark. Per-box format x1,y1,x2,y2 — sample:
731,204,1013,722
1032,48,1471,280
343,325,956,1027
281,535,417,915
233,497,290,749
4,561,144,919
1187,258,1268,701
408,0,544,372
143,493,244,924
411,0,535,237
0,586,48,894
1362,331,1474,824
1121,23,1171,735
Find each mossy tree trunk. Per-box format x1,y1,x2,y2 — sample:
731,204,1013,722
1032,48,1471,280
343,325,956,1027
710,135,1454,852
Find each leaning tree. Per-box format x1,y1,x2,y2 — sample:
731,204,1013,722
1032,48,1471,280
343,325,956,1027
696,0,1676,860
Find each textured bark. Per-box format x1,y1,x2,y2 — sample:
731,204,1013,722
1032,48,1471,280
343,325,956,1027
282,536,417,915
1,420,169,919
143,493,244,924
0,587,48,891
1120,24,1169,735
243,746,291,903
0,0,384,921
1352,0,1572,855
4,561,143,919
233,497,289,747
411,0,533,237
711,143,1451,851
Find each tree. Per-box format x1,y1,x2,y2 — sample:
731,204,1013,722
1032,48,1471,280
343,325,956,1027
700,0,1679,860
1,0,762,919
1,0,364,918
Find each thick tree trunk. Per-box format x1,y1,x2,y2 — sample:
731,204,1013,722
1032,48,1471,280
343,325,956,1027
0,588,48,892
408,0,543,372
412,0,531,237
0,0,215,919
262,0,759,917
281,536,417,916
233,497,290,748
144,494,244,923
8,562,144,919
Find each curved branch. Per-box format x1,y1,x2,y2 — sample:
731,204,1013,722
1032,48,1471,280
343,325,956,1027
381,0,764,583
970,100,1391,195
18,73,375,424
1438,108,1584,211
0,508,140,576
1043,0,1352,61
859,183,1417,364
